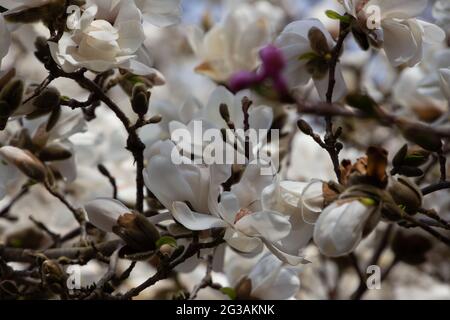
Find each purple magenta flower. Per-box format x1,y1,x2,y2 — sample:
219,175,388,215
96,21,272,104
229,71,260,92
229,44,290,100
259,44,286,78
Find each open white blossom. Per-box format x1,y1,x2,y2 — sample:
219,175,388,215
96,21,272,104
261,179,325,264
49,0,155,74
144,140,230,215
313,199,380,257
275,19,347,101
339,0,446,67
188,1,285,83
394,49,450,121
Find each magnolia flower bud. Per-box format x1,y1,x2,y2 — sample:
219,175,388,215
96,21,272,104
113,213,160,252
131,84,150,117
0,79,24,113
147,114,162,124
34,36,51,64
313,198,381,257
38,144,72,162
388,177,422,215
297,119,314,136
41,260,66,284
235,277,253,300
159,244,175,256
0,146,47,182
33,87,61,110
397,120,443,152
219,103,231,123
41,259,67,294
393,144,430,169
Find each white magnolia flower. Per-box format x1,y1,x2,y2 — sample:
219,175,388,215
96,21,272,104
340,0,446,67
275,19,347,101
49,0,155,74
134,0,182,27
230,253,301,300
169,163,303,263
188,2,284,83
0,15,11,69
394,48,450,120
433,0,450,32
144,139,306,263
144,140,230,215
313,199,380,257
261,179,325,264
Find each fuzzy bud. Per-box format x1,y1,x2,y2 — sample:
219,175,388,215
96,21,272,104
0,146,47,182
388,177,422,215
398,120,443,152
219,103,231,123
113,213,160,252
159,244,175,257
33,87,61,110
148,114,162,124
131,84,150,116
38,144,72,162
297,119,314,136
0,79,24,113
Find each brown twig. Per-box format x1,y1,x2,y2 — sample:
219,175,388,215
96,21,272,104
0,185,29,220
119,237,224,300
421,181,450,195
0,240,123,263
97,164,118,199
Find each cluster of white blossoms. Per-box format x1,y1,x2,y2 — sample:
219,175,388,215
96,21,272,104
1,0,450,301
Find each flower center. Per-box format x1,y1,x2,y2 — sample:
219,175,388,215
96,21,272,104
234,208,253,224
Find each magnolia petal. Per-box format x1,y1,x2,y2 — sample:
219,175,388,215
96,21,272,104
144,154,197,210
172,201,228,231
314,63,347,102
372,0,428,20
235,211,291,242
84,198,130,232
249,253,300,300
218,192,240,224
382,20,418,67
263,239,310,265
224,228,263,253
